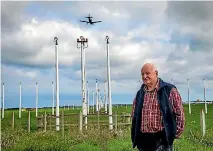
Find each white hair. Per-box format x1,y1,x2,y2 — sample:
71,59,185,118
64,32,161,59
142,63,158,72
152,64,158,72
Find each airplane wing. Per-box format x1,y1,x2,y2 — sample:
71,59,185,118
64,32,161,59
79,20,89,23
91,21,102,23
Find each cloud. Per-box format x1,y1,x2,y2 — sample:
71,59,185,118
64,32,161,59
1,1,213,107
127,24,172,42
28,1,168,34
2,18,87,68
166,1,213,52
1,1,30,33
166,1,213,25
16,69,37,79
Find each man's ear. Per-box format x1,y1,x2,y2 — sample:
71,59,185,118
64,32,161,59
156,71,158,76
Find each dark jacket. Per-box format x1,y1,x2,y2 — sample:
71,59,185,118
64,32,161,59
131,78,177,148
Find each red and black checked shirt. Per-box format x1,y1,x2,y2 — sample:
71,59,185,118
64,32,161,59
131,80,185,138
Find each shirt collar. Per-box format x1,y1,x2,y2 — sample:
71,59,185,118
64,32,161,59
144,78,159,92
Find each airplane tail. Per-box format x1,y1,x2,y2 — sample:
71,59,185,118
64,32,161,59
86,14,92,18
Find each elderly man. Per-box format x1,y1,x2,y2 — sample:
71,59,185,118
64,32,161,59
131,63,185,151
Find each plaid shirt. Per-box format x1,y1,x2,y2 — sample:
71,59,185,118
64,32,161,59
131,79,185,138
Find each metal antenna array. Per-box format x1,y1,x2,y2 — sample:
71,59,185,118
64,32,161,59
54,37,60,131
106,36,113,130
77,36,88,130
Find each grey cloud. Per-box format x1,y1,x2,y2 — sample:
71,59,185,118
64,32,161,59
2,1,213,97
166,1,213,52
1,1,29,33
1,20,83,68
29,1,167,34
166,1,213,25
2,38,40,66
163,48,213,86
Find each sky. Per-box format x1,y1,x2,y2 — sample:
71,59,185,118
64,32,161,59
1,1,213,109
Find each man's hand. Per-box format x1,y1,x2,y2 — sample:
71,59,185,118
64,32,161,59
169,88,185,139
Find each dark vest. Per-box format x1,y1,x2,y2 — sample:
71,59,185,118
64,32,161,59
131,78,177,148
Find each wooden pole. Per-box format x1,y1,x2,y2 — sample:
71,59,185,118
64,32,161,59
98,111,100,130
62,110,64,137
12,111,15,129
44,112,47,132
79,111,82,133
115,112,117,133
28,111,31,133
200,109,206,136
49,114,52,130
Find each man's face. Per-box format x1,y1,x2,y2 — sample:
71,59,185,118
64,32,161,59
141,65,158,85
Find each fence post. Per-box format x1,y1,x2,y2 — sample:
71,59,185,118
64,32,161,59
200,109,206,136
12,111,15,129
62,110,64,137
28,111,31,133
98,111,100,130
115,112,117,133
37,115,42,130
49,114,52,130
79,111,82,133
125,113,131,130
44,111,47,132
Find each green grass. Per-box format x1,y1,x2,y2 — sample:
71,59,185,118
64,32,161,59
1,104,213,151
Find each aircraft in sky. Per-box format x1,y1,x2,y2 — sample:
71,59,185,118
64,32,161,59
79,14,102,25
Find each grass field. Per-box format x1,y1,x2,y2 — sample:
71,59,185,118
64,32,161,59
1,104,213,151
